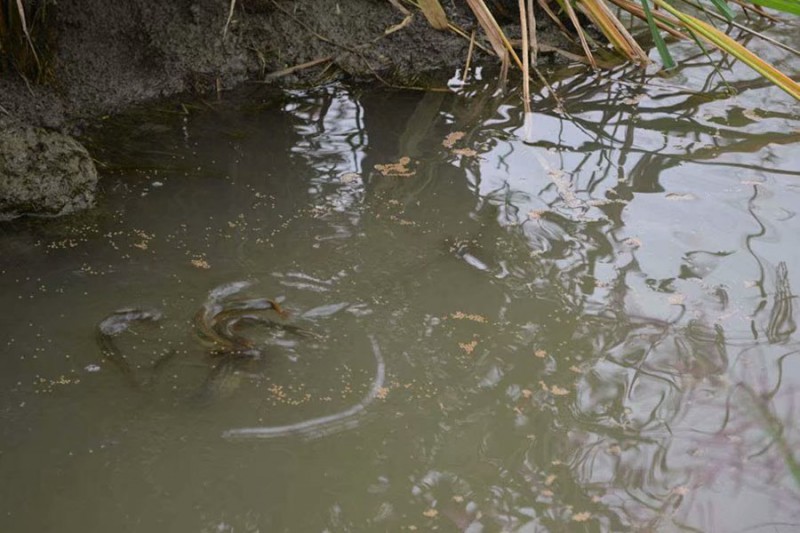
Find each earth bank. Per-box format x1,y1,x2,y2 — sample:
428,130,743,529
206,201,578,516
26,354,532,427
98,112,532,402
0,0,565,219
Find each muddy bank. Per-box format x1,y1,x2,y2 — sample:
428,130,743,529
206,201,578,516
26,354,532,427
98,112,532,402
0,0,568,219
2,0,568,130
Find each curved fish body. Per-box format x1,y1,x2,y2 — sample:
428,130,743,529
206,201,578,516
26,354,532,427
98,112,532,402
194,282,289,354
193,281,254,348
222,335,386,441
209,298,288,354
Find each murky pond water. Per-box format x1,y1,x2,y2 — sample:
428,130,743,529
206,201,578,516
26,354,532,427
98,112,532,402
2,25,800,532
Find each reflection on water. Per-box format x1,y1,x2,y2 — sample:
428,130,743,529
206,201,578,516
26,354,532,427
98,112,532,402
1,22,800,532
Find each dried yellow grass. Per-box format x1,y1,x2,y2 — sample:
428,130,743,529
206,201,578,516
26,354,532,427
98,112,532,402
556,0,597,68
578,0,649,64
465,0,523,70
418,0,449,30
518,0,531,113
653,0,800,101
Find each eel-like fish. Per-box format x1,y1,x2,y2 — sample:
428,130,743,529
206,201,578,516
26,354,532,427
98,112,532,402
210,298,288,353
97,282,383,441
193,281,253,349
221,334,385,441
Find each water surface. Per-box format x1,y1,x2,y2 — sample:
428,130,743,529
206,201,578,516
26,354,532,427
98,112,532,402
2,24,800,532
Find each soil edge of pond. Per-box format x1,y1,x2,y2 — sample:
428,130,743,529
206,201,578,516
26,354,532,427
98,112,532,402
0,0,568,220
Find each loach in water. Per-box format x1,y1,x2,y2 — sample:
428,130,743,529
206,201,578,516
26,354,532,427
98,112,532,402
195,296,288,355
97,282,296,390
97,282,383,440
221,334,385,441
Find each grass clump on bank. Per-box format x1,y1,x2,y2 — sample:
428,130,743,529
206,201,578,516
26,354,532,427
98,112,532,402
412,0,800,101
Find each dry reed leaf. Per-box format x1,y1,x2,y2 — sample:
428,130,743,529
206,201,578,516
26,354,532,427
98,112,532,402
537,0,572,38
465,0,522,69
527,0,538,63
578,0,648,63
388,0,410,15
418,0,449,30
573,512,592,522
557,0,596,68
605,0,687,40
384,13,414,36
462,29,476,83
263,56,333,81
223,0,237,37
653,0,800,101
518,0,532,114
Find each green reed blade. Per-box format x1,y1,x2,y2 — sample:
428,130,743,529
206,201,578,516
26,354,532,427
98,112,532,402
640,0,676,68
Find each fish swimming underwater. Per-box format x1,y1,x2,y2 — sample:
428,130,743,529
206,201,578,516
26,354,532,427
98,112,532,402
97,281,384,441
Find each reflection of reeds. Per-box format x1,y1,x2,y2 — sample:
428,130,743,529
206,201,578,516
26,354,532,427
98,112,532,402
767,262,796,344
739,383,800,490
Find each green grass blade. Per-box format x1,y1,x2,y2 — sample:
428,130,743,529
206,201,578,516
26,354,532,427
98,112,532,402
708,0,735,20
640,0,676,68
746,0,800,15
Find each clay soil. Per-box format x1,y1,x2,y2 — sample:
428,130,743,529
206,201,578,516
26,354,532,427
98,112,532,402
0,0,568,132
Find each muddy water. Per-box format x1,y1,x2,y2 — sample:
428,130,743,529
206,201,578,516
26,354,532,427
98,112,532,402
3,32,800,533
